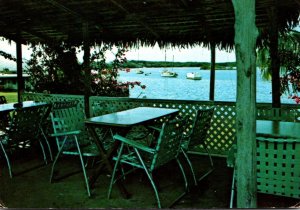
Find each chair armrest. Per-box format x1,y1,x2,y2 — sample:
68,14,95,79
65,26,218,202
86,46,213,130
147,125,161,132
50,130,81,137
226,145,237,168
113,134,156,154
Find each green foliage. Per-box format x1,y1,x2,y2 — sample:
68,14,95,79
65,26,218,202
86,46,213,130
26,43,144,97
279,49,300,103
257,47,271,81
257,30,300,103
0,68,11,73
26,43,84,94
0,51,16,62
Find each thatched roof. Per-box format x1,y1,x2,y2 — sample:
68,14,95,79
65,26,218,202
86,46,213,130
0,0,299,48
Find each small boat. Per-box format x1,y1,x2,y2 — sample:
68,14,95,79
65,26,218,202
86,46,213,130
135,69,144,74
161,69,178,77
186,72,202,80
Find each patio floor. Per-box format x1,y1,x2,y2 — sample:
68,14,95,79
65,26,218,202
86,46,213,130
1,146,300,208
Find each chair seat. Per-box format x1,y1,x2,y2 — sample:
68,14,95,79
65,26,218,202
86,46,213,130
62,143,99,156
126,125,151,140
113,151,153,169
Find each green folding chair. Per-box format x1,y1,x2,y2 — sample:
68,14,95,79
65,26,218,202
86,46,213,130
180,107,215,186
108,117,188,208
0,104,52,178
49,100,99,197
227,136,300,208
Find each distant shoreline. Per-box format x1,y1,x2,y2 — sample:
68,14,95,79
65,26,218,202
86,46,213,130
122,60,236,70
129,67,237,70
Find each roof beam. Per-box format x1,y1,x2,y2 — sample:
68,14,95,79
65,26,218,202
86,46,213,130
179,0,189,7
45,0,104,31
45,0,82,20
109,0,160,39
0,15,54,43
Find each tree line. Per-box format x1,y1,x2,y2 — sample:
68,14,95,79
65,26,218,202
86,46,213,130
121,60,237,70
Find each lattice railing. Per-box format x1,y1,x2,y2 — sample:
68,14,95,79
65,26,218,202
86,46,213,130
22,93,300,156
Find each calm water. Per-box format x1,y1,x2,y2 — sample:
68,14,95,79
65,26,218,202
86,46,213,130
118,67,294,104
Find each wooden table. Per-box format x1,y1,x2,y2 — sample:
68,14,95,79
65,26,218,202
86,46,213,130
256,120,300,138
85,107,179,198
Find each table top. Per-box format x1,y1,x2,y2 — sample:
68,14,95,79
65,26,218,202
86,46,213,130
85,107,179,127
257,120,300,139
0,101,48,113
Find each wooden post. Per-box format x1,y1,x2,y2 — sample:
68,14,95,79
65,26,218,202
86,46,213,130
269,4,281,108
83,22,91,118
16,32,23,104
232,0,258,208
209,42,216,101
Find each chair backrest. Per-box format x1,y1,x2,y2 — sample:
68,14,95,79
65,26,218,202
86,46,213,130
50,100,88,149
0,96,7,104
227,136,300,200
6,104,50,144
185,107,214,148
256,136,300,198
150,117,186,170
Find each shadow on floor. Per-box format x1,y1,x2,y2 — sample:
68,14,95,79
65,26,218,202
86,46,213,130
0,148,299,208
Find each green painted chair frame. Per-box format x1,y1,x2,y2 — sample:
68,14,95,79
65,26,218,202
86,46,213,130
108,118,188,208
0,104,52,178
227,136,300,208
0,96,7,104
49,100,99,197
180,107,215,186
0,96,9,129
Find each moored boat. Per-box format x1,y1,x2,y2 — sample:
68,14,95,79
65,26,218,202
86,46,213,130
186,72,202,80
135,69,144,74
161,69,178,77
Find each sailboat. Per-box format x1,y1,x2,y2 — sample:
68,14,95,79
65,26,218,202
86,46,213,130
135,51,144,74
160,51,177,78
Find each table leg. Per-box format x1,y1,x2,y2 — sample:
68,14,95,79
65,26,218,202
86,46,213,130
86,125,131,199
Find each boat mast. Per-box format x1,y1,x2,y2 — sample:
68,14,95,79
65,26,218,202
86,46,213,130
172,55,174,71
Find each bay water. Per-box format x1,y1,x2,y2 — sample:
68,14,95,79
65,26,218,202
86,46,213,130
118,67,294,104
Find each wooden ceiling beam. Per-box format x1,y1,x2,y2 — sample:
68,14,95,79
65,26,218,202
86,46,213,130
179,0,189,7
109,0,160,39
0,14,54,44
45,0,83,20
45,0,104,32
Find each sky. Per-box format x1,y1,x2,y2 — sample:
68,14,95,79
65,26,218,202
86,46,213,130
0,38,236,70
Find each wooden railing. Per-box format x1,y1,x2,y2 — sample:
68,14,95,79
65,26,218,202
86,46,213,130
23,93,300,156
